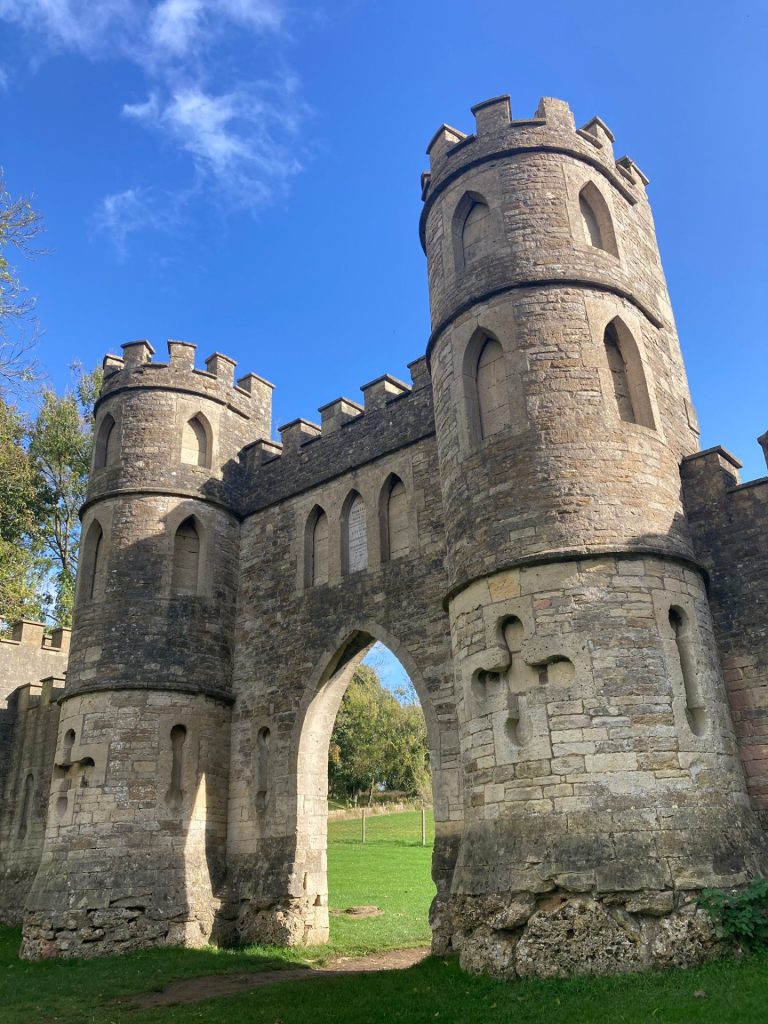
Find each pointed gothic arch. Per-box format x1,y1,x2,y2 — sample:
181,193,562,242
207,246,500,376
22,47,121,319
452,190,495,272
305,505,329,587
461,328,509,445
579,182,618,256
80,519,106,602
379,474,409,561
93,413,118,469
289,622,451,944
602,317,655,429
181,413,212,468
171,515,202,594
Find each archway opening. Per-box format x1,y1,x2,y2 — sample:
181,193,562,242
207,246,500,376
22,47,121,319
297,633,436,952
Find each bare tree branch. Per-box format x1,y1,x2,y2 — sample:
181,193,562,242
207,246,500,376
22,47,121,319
0,170,46,395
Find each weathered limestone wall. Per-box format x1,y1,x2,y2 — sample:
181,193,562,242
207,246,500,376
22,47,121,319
0,623,70,923
429,285,696,590
682,444,768,824
0,621,70,706
226,368,463,946
0,677,64,923
23,690,230,957
67,493,240,702
441,556,762,977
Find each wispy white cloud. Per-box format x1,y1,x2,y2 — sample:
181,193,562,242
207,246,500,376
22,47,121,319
0,66,8,91
0,0,283,62
0,0,305,252
148,0,284,59
92,186,187,259
123,79,303,203
0,1,141,58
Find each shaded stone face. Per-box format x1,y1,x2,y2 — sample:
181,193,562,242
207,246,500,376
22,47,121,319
1,93,766,979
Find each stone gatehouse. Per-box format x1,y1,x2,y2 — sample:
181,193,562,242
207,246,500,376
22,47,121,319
1,93,767,979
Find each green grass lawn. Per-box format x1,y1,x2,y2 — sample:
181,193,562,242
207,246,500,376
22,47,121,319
326,808,435,953
1,810,768,1023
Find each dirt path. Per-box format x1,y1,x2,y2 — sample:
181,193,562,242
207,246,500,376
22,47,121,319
123,947,430,1009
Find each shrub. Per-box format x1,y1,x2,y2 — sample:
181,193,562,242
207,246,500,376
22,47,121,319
699,878,768,948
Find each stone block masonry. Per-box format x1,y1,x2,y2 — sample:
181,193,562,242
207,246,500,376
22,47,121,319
0,624,70,923
1,92,765,979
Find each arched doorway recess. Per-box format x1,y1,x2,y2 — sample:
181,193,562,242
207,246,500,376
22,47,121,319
288,623,455,946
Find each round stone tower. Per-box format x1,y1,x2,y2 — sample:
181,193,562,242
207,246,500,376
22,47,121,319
423,95,767,976
21,340,272,958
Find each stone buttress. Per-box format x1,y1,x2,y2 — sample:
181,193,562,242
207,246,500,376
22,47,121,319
421,95,767,976
21,341,272,957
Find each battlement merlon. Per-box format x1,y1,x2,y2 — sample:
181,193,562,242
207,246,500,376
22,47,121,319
3,676,66,722
680,441,768,520
421,94,647,209
758,431,768,469
279,418,322,452
0,621,71,655
99,339,274,431
360,374,410,411
318,397,364,435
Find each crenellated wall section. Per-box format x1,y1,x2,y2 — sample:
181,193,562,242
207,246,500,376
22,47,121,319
0,622,69,924
682,440,768,824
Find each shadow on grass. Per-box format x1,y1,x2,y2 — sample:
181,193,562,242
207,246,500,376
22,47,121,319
4,925,768,1024
0,925,313,1024
124,948,768,1024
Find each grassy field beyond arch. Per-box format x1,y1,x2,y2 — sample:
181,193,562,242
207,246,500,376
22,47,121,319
327,809,435,953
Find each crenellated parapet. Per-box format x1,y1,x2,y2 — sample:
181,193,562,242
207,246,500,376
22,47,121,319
88,339,274,518
238,359,433,514
420,95,665,346
101,338,273,430
0,622,70,710
421,94,648,212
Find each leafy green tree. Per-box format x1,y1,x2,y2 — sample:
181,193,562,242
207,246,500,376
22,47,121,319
0,398,45,625
27,366,102,626
387,700,431,802
328,664,431,804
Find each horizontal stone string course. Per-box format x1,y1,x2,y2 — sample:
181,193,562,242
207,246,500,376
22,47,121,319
0,93,765,980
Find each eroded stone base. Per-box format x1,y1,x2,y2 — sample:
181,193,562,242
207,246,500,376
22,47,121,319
235,896,329,947
437,891,723,980
21,898,219,960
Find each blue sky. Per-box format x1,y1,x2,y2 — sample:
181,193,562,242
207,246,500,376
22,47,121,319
1,1,766,479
